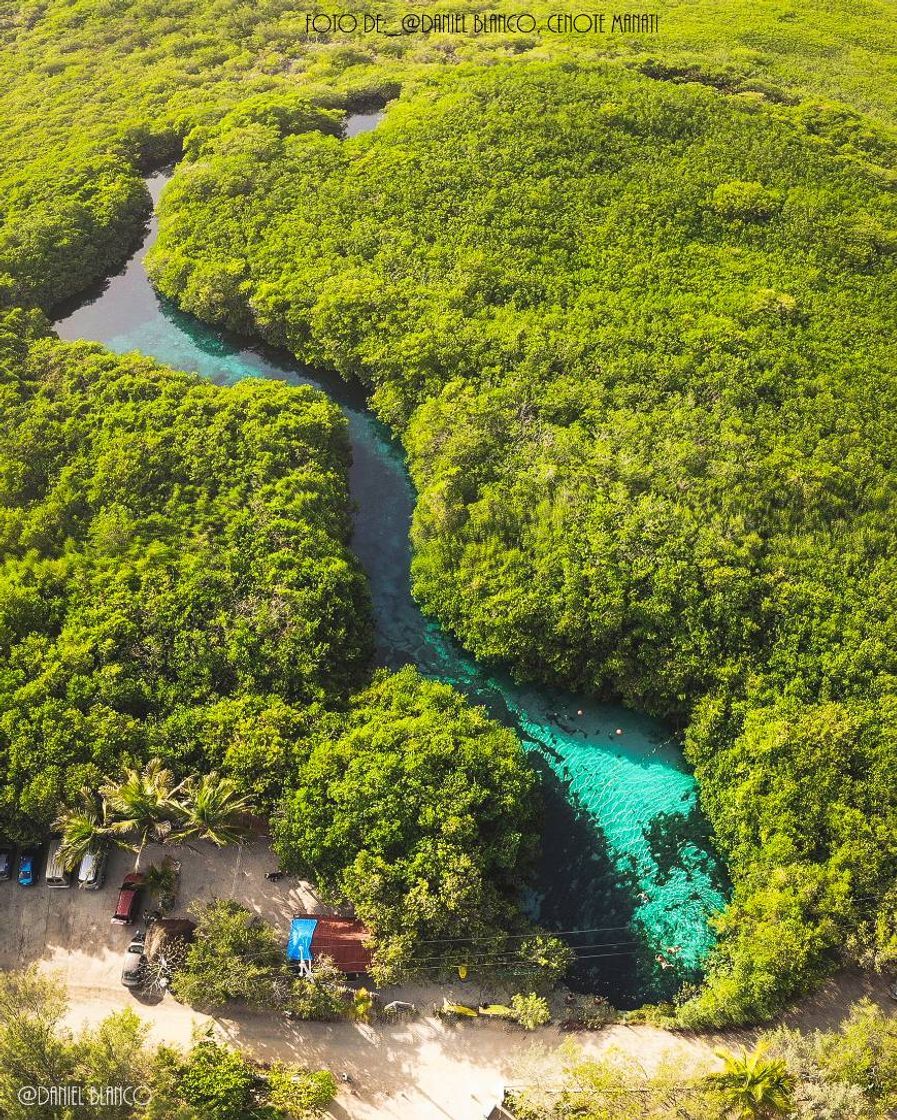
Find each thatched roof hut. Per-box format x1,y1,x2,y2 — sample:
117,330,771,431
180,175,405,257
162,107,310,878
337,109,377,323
145,917,196,961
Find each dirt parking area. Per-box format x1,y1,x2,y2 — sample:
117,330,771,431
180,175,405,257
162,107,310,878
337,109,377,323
0,838,328,993
2,839,892,1120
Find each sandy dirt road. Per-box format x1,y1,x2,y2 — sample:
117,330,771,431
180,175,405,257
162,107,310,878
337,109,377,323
58,987,723,1120
3,838,891,1119
58,969,893,1120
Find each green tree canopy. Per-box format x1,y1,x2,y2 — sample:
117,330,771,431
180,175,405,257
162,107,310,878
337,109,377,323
150,60,897,1023
0,317,371,836
274,666,539,981
172,899,287,1010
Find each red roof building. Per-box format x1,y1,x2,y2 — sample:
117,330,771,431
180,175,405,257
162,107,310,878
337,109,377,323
288,914,372,976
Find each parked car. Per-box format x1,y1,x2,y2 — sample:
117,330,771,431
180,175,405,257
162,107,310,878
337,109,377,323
45,837,72,888
121,931,147,988
112,873,144,924
0,845,15,881
17,849,40,887
77,848,108,890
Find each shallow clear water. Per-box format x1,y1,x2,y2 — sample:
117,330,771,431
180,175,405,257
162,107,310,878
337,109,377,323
53,144,728,1004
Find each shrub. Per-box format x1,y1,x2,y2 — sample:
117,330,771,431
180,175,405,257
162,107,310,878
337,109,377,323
266,1065,337,1118
178,1042,256,1120
288,958,349,1021
172,900,287,1010
511,992,551,1031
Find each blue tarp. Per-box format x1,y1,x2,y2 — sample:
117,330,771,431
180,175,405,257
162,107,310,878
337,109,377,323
287,917,318,963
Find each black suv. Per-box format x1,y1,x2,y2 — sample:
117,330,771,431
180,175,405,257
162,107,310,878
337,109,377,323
0,845,14,881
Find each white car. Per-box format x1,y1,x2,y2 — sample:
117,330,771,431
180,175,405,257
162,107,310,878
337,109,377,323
121,933,147,989
77,849,108,890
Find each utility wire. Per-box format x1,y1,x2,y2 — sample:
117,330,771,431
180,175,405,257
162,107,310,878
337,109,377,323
389,940,652,968
409,921,707,948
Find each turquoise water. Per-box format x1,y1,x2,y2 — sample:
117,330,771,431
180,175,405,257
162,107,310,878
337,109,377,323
54,160,728,1006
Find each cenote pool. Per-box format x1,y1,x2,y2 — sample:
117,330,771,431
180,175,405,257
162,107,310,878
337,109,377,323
54,121,728,1006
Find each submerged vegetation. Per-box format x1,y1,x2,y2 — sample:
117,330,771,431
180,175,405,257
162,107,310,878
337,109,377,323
0,0,896,1024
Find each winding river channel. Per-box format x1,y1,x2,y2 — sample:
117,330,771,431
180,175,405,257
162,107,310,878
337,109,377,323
54,116,728,1006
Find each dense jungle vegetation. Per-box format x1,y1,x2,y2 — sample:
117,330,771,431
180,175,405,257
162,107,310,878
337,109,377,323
146,61,897,1027
0,304,539,963
0,307,541,971
2,0,896,312
1,0,897,1027
273,667,542,981
0,306,371,830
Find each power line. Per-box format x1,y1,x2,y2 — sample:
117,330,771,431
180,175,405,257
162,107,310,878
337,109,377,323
409,920,708,948
327,949,650,975
344,941,661,975
393,939,651,967
411,925,629,946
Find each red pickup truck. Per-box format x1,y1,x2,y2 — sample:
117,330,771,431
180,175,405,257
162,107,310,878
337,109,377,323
112,873,144,925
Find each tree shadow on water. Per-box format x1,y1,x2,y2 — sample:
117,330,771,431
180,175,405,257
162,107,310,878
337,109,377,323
529,753,657,1009
643,803,730,897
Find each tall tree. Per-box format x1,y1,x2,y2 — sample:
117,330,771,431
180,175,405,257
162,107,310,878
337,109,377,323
101,760,184,868
176,772,253,847
53,789,116,872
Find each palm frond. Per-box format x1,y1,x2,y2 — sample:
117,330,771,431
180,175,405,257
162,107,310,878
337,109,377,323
178,771,254,847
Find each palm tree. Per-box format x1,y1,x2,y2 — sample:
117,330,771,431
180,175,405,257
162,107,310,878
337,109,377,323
176,771,254,847
710,1045,795,1119
53,789,114,872
100,759,185,868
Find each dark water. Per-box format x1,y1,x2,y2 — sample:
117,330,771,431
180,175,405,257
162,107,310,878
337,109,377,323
53,116,727,1005
344,110,385,137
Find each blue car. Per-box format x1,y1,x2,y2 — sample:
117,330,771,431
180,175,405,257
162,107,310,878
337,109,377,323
17,852,35,886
